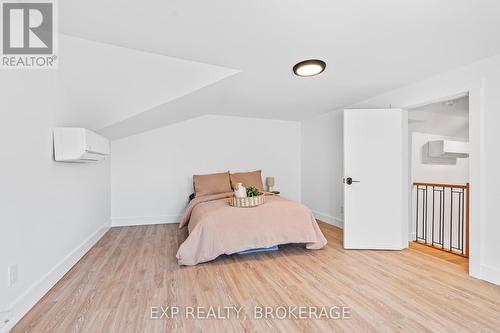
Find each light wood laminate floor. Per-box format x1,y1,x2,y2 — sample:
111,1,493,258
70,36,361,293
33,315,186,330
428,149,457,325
409,241,469,271
13,223,500,332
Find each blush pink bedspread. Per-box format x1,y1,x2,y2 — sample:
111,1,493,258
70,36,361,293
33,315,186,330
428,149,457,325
176,192,327,265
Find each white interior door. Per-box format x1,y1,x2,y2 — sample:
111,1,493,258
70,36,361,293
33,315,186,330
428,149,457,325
344,109,408,250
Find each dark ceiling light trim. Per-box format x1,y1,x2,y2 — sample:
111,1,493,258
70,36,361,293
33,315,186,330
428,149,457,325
293,59,326,77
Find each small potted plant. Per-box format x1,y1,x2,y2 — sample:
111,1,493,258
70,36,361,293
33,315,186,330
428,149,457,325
246,186,262,197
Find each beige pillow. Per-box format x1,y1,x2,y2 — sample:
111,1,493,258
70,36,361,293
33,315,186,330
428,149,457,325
230,170,264,191
193,171,232,197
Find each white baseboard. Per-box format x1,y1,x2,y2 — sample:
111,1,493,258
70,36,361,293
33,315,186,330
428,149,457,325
313,211,344,229
111,215,182,227
1,221,110,333
480,264,500,286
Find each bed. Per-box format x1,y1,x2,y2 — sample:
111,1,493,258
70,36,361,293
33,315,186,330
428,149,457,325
176,188,327,266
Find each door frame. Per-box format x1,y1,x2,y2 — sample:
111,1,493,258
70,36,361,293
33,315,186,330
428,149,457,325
400,81,483,277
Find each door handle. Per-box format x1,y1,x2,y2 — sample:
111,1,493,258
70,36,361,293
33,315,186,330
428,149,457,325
345,177,360,185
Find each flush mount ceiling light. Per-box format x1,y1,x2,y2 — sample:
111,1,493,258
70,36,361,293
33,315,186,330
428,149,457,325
293,59,326,77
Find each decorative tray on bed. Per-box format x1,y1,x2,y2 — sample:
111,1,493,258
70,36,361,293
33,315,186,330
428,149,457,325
229,194,265,208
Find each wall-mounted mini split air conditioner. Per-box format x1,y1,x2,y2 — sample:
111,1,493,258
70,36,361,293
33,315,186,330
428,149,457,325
428,140,469,159
423,139,469,165
53,128,110,162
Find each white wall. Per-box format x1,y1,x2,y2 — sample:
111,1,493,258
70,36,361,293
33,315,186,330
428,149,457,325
409,112,469,139
301,53,500,285
111,115,301,226
411,132,469,184
301,110,344,227
0,71,111,329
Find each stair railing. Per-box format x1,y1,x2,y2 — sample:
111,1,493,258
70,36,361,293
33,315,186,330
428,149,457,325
413,182,469,257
